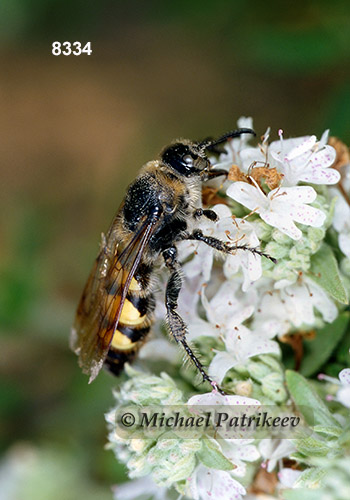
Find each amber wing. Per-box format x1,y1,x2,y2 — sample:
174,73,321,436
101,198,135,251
71,214,159,382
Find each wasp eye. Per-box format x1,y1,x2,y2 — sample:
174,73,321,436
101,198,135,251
183,154,194,165
161,143,199,177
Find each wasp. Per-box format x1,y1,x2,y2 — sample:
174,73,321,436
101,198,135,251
71,128,275,394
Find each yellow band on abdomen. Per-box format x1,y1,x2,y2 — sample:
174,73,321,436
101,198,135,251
119,298,146,326
128,277,141,292
111,329,137,351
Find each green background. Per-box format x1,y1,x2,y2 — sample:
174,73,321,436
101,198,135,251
0,1,349,498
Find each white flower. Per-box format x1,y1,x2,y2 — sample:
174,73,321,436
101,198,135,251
232,127,270,175
176,273,204,324
215,127,339,188
187,391,261,440
337,369,350,408
187,390,260,407
187,281,279,383
188,465,246,500
319,368,350,408
237,116,254,131
209,324,280,384
221,439,260,477
278,467,302,488
178,204,232,282
332,191,350,259
203,281,255,332
205,298,279,382
259,439,296,473
187,280,255,341
227,180,326,240
251,275,337,338
278,278,338,327
270,132,339,187
251,284,291,338
213,116,255,173
180,204,263,292
113,476,171,500
219,217,263,291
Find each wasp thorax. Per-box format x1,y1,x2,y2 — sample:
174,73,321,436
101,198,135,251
161,142,208,177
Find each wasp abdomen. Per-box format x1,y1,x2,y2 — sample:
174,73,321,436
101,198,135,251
105,267,155,374
105,349,137,376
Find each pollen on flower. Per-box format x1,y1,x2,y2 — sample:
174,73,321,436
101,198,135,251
228,164,247,182
250,166,284,190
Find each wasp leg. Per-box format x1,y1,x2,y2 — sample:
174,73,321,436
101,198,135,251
162,247,225,395
184,229,277,263
193,208,219,222
200,169,228,183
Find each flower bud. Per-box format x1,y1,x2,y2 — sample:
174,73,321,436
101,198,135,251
264,242,289,259
272,229,293,245
234,380,253,397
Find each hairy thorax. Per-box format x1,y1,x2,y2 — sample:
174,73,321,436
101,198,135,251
122,160,201,256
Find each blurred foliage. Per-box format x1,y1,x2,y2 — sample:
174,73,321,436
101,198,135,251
1,0,350,498
1,0,349,140
0,444,115,500
2,0,350,74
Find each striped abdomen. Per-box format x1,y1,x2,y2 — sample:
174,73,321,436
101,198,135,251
105,265,155,375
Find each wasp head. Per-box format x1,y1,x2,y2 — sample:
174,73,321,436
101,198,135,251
161,128,255,178
161,142,209,177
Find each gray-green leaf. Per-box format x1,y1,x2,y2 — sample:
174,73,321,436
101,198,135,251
309,243,348,304
300,313,350,377
294,466,326,488
294,435,331,457
286,370,341,429
284,491,322,500
313,425,343,438
197,438,234,471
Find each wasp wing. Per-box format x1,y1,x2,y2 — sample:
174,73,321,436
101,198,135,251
71,212,160,382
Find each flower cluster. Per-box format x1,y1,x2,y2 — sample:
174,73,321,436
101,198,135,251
107,119,350,500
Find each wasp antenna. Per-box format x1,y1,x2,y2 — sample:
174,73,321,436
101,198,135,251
200,128,256,152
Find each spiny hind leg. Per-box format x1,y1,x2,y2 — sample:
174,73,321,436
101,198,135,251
162,246,225,395
184,229,277,263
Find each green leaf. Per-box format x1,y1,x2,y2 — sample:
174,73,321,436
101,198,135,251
294,436,331,457
309,243,348,304
336,319,350,365
197,438,234,471
286,370,340,429
294,466,326,488
283,467,327,499
284,491,322,500
339,427,350,447
313,425,343,438
300,313,350,377
289,452,312,463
